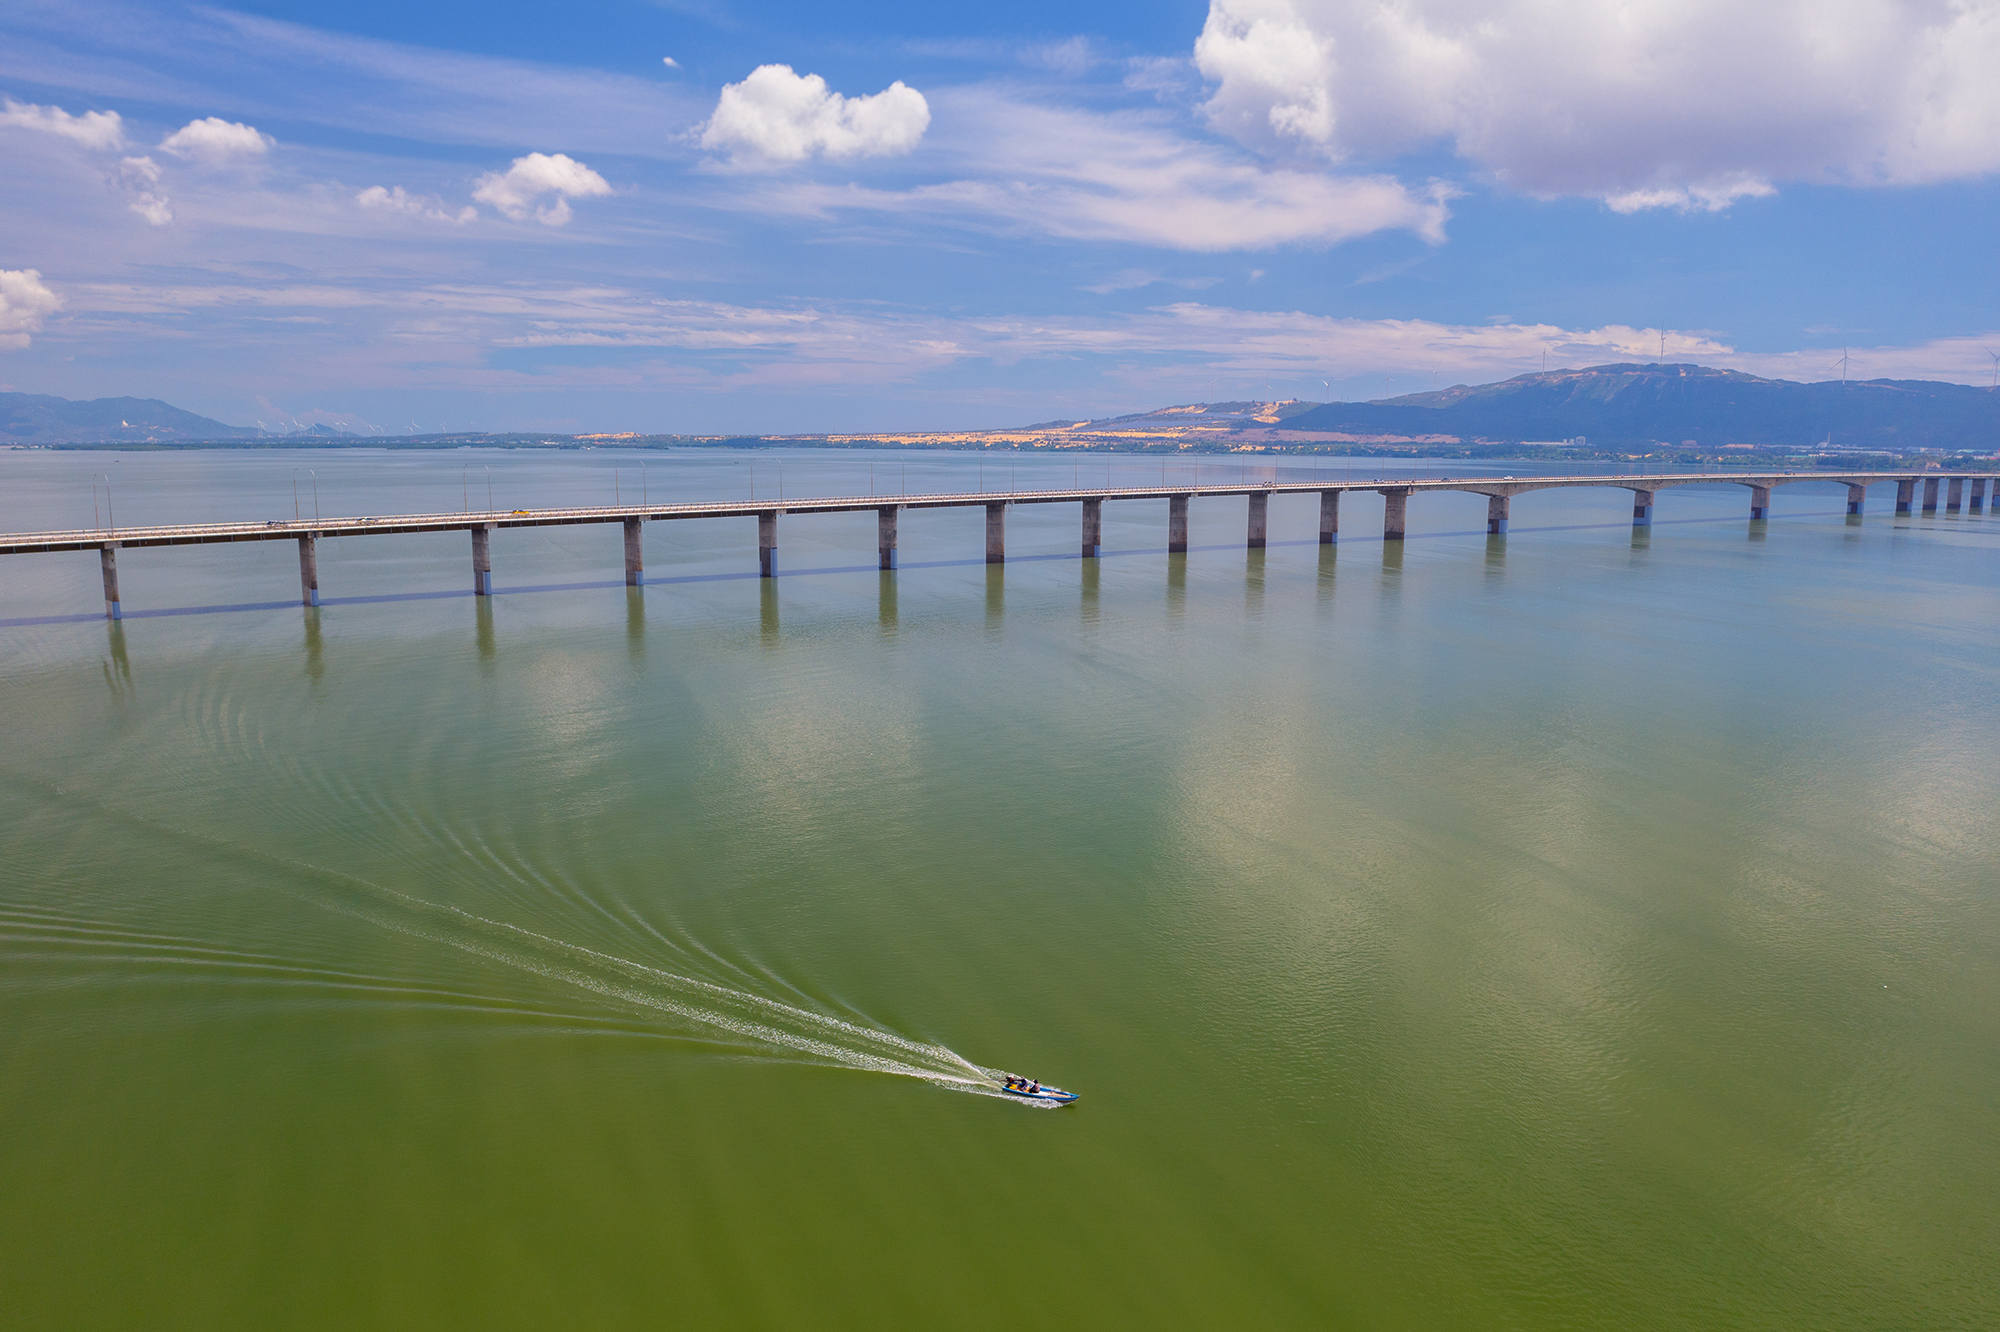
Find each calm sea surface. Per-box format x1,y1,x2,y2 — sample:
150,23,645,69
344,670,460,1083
2,448,1996,1329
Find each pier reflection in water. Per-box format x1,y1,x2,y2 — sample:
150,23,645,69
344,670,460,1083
877,570,897,636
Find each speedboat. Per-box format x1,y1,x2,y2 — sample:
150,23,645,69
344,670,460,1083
998,1075,1078,1106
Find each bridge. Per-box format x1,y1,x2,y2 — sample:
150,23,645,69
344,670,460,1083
1,470,1990,620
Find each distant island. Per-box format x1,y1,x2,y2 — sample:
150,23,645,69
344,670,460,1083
6,363,1995,466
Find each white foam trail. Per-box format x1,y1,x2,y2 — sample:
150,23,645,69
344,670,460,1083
8,778,1048,1104
303,869,1028,1098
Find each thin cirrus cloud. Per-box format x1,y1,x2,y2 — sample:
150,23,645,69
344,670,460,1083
0,95,123,148
1194,0,2000,211
57,272,2000,396
1081,270,1225,294
699,65,931,163
0,268,62,348
0,0,705,159
471,152,612,225
760,88,1451,252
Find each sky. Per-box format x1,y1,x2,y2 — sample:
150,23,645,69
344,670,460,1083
0,0,1997,434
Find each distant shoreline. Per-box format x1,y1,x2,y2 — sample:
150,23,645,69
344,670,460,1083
5,435,1984,470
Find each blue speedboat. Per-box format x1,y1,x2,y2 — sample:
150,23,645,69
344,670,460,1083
999,1075,1078,1105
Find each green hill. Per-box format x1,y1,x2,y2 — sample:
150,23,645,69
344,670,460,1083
1283,363,1999,451
0,392,260,443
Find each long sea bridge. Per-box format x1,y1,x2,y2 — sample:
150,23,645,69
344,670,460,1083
3,470,1992,620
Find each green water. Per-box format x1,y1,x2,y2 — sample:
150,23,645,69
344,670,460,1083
3,450,1996,1329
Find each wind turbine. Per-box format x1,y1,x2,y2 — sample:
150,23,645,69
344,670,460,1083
1837,345,1850,388
1986,347,1998,389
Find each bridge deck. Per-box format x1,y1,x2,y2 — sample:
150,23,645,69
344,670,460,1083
0,470,1970,555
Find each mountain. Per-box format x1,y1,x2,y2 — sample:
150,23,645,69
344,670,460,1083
0,392,262,443
1282,364,2000,451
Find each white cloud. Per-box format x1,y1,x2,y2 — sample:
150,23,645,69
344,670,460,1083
1194,0,2000,208
471,152,612,225
0,268,62,348
159,116,274,161
1602,177,1779,215
662,56,680,70
356,185,476,224
759,89,1450,251
0,97,124,149
115,155,172,226
700,65,930,163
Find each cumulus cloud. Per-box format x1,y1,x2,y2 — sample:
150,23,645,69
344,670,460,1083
0,98,125,150
471,152,612,225
1194,0,2000,208
357,185,477,224
0,269,62,348
701,65,930,163
159,116,274,161
116,156,172,226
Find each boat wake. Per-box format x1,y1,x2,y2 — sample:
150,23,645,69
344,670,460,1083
7,775,1055,1104
307,867,1027,1099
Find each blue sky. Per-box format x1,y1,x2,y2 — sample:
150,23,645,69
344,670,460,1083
1,0,1996,433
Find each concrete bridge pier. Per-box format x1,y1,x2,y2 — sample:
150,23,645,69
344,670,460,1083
758,510,778,578
1382,488,1410,541
878,505,899,569
1897,479,1915,514
1168,494,1190,553
985,501,1006,564
1486,494,1510,536
298,534,320,606
99,541,121,620
1749,486,1772,521
471,524,493,596
1319,490,1339,544
1631,489,1655,526
1923,477,1940,513
1247,491,1269,548
623,517,643,586
1081,498,1102,558
1847,484,1867,516
1972,478,1987,514
1947,477,1964,513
